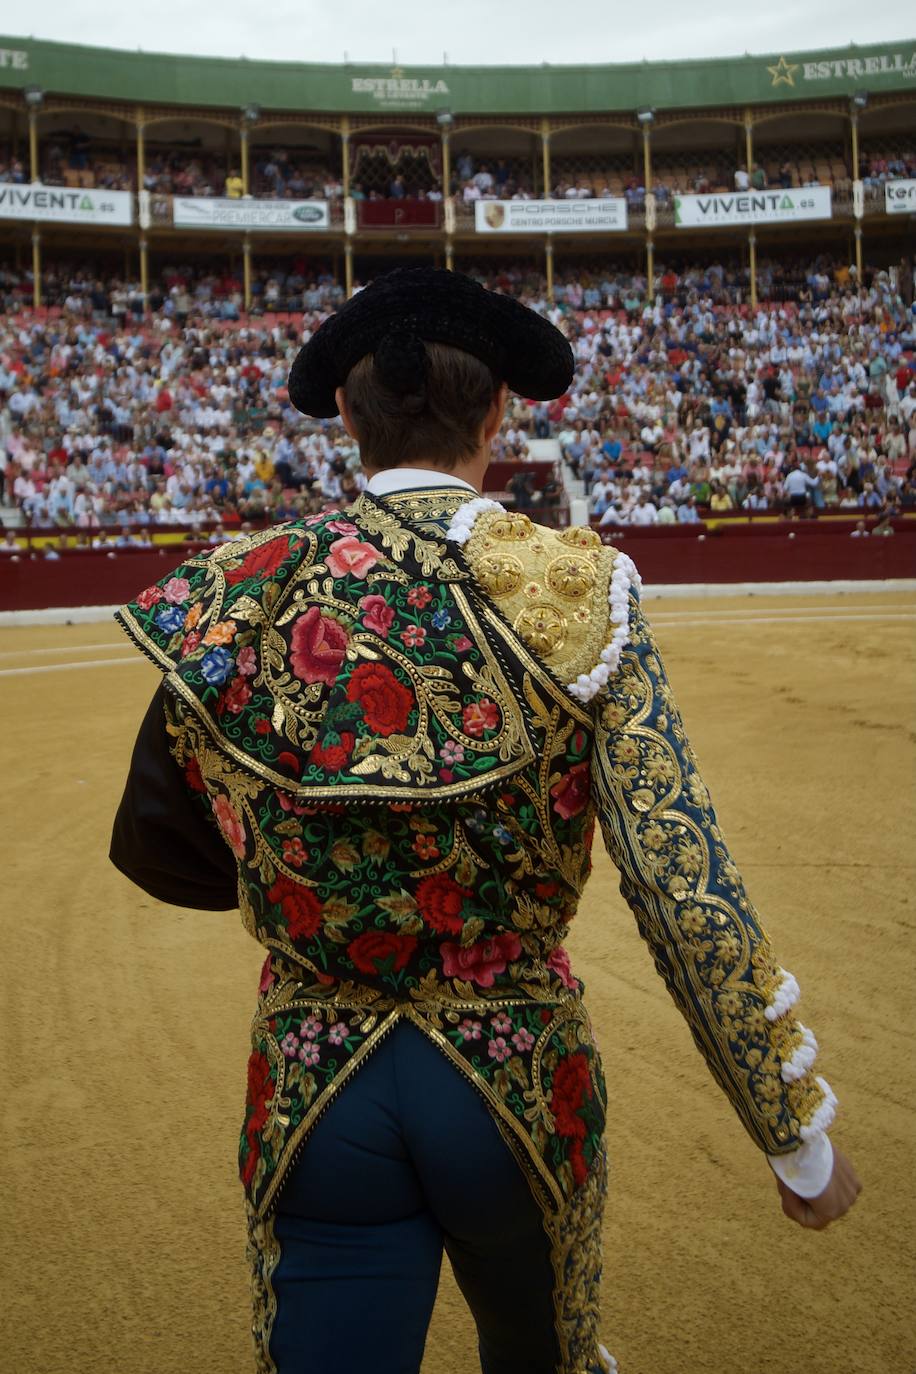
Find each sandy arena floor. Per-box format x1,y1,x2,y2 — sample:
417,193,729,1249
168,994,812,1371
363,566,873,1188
1,590,914,1374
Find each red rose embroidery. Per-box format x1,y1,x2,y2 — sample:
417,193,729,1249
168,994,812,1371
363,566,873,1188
224,536,291,586
550,1053,592,1140
135,584,163,610
222,675,252,714
416,873,473,936
266,875,322,940
346,662,413,737
549,762,592,820
347,930,417,975
245,1050,275,1138
290,606,349,687
439,931,522,987
309,732,355,771
184,756,207,793
462,698,500,738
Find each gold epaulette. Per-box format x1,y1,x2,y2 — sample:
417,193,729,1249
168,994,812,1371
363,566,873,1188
463,512,617,688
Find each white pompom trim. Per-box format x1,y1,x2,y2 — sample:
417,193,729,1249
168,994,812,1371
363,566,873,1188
444,497,506,545
799,1077,838,1142
597,1345,619,1374
781,1024,819,1083
764,966,800,1022
567,551,641,704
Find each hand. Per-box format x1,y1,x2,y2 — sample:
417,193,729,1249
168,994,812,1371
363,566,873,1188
776,1146,862,1230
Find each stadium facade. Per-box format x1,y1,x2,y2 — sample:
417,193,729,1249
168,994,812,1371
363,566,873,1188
0,34,914,307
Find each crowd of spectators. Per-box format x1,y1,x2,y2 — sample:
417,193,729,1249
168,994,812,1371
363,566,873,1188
0,256,914,546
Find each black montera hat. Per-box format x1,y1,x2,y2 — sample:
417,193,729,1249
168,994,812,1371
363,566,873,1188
287,266,574,418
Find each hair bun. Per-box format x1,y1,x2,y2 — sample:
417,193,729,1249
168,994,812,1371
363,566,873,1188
373,330,428,398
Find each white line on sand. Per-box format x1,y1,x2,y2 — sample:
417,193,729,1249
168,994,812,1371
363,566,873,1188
0,656,149,678
0,642,131,659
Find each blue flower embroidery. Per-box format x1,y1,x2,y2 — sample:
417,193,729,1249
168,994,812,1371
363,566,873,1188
201,646,234,684
154,606,185,635
431,608,452,631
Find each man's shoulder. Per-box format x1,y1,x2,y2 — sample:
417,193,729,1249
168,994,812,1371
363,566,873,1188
461,509,638,699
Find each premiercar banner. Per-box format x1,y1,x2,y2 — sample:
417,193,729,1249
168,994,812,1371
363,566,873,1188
171,197,330,230
475,198,628,233
885,180,916,215
674,186,833,228
0,183,133,225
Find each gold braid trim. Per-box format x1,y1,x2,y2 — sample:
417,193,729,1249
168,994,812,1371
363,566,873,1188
543,1151,610,1374
245,1203,280,1374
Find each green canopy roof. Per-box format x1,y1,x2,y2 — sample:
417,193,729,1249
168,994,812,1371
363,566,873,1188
0,35,914,115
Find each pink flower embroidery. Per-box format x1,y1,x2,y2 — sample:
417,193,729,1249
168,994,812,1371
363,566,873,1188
211,793,246,859
491,1012,512,1036
440,740,465,764
457,1018,483,1042
298,1042,320,1067
487,1036,512,1063
236,645,257,677
400,625,426,649
358,594,395,639
327,1022,349,1046
162,576,191,605
325,519,360,536
326,536,380,580
547,946,578,990
282,837,307,868
258,955,275,994
299,1014,322,1041
280,1032,300,1057
440,932,522,988
452,635,473,653
407,585,433,609
512,1027,535,1053
181,631,201,656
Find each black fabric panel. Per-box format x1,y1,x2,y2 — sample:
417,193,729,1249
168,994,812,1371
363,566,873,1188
110,682,239,911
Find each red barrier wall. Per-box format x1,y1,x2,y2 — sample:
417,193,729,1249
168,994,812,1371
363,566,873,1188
2,525,914,612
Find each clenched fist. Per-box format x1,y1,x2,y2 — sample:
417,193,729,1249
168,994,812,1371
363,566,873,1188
776,1146,862,1230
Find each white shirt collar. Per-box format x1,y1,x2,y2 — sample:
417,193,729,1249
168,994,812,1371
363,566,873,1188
366,468,479,497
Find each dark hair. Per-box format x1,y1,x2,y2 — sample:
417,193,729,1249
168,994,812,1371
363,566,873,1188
343,341,499,471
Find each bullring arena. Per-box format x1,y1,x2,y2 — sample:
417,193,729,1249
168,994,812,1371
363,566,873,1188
1,27,916,1374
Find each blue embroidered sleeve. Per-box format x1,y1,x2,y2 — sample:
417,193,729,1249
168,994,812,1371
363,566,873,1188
591,588,836,1157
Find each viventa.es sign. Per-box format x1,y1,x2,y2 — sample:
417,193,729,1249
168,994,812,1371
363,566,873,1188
674,187,833,228
0,184,133,225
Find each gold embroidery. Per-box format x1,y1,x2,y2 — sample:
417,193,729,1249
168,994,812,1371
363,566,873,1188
593,603,826,1153
557,526,603,551
246,1203,280,1374
515,603,568,656
543,1151,609,1374
476,552,525,597
463,513,617,688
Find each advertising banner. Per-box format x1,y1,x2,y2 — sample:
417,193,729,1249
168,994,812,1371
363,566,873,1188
171,197,330,230
475,198,628,233
0,183,133,226
885,180,916,215
674,186,832,228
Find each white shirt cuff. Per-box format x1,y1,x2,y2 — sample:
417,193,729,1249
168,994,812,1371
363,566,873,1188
767,1133,834,1198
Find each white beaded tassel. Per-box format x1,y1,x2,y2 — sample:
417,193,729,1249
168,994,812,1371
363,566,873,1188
444,497,506,545
781,1024,819,1083
764,967,801,1022
800,1078,838,1141
567,551,641,704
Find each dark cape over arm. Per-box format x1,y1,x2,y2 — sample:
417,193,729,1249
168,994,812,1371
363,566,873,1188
110,682,239,911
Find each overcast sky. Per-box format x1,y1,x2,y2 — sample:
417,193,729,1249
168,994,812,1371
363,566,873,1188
10,2,916,66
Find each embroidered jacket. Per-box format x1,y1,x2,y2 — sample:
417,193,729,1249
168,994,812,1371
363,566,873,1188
113,485,835,1374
